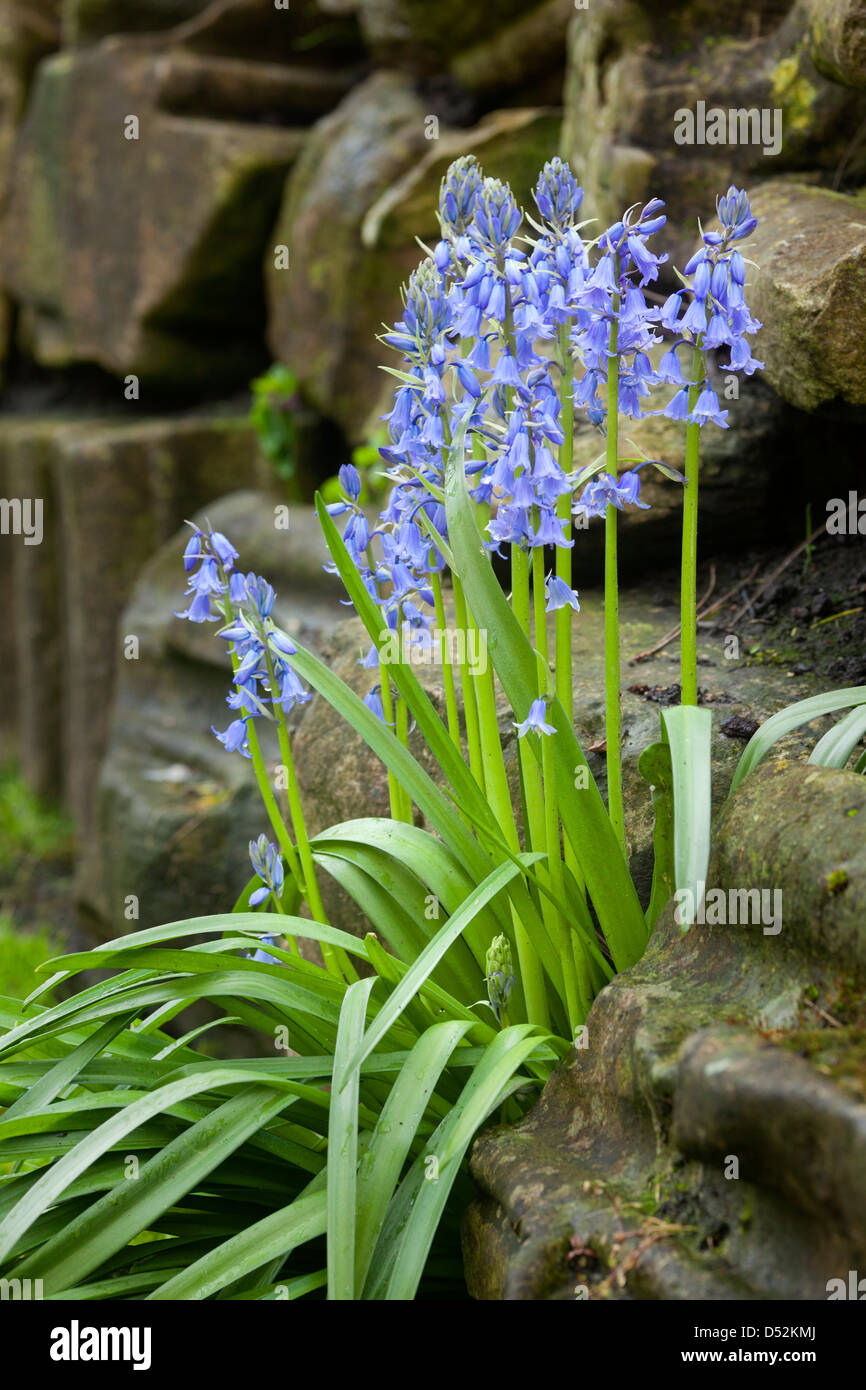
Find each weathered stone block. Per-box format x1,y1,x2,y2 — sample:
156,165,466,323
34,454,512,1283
2,46,304,386
268,75,562,437
806,0,866,87
563,0,866,284
61,0,207,45
746,179,866,411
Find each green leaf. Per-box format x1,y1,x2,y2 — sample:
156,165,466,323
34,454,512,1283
328,978,376,1300
12,1086,297,1293
353,1020,471,1293
730,686,866,794
637,739,676,929
0,1065,331,1269
366,1026,542,1299
660,706,712,930
148,1189,328,1300
341,854,540,1087
808,703,866,769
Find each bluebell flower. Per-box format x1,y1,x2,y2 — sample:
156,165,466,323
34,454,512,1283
209,532,239,571
534,157,583,233
250,935,282,966
339,463,361,502
690,386,729,429
660,186,762,426
515,697,557,738
576,469,650,519
212,718,251,757
545,575,580,612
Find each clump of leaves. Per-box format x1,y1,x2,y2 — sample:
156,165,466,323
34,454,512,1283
250,364,301,484
0,766,73,877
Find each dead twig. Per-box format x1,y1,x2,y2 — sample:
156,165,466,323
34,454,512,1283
630,562,739,665
802,996,843,1030
727,522,828,629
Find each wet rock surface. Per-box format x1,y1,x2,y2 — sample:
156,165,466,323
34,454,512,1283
746,180,866,411
463,761,866,1300
563,0,866,285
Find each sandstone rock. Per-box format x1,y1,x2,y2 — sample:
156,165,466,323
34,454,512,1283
0,2,61,374
356,0,528,73
563,0,866,285
266,71,431,437
463,761,866,1299
5,420,69,791
154,51,358,123
451,0,573,103
269,80,562,437
745,179,866,411
61,0,208,45
150,0,362,63
0,415,270,844
806,0,866,86
2,46,305,386
78,491,353,936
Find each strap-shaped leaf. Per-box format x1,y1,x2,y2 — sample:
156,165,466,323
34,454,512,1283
730,686,866,793
808,703,866,769
661,705,712,930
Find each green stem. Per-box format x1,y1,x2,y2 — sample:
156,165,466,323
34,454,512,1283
219,600,302,891
604,304,626,856
532,544,583,1030
272,697,356,982
681,344,705,707
391,608,414,825
431,569,461,755
555,325,575,723
452,576,484,789
365,542,404,820
376,672,406,822
260,645,355,983
468,597,549,1030
271,891,300,957
604,503,624,854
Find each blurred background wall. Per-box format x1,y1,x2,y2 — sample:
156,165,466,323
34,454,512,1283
0,0,864,946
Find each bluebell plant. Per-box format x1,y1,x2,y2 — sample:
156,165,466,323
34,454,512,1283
7,157,866,1305
175,161,766,1035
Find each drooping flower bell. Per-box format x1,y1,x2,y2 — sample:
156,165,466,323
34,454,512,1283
515,696,557,739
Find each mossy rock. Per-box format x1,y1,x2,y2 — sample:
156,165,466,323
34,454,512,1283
2,46,304,386
806,0,866,88
745,179,866,411
463,762,866,1299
